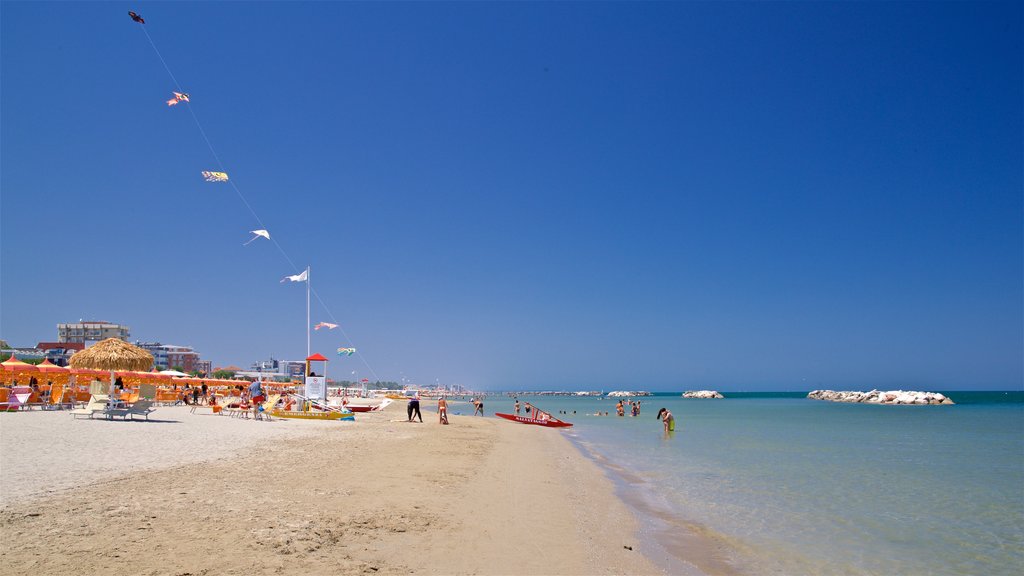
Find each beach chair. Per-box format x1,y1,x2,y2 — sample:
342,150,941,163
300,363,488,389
126,399,156,421
255,394,281,421
70,394,110,419
0,387,32,411
44,382,71,410
23,389,45,410
217,396,239,417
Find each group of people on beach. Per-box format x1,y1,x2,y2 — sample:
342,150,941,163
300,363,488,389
405,394,450,424
175,381,210,406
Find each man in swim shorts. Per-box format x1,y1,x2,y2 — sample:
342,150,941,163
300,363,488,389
249,380,265,419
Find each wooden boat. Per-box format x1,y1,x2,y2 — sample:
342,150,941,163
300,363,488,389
494,410,573,428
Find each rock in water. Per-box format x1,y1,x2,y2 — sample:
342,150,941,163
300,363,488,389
682,390,725,399
807,390,953,405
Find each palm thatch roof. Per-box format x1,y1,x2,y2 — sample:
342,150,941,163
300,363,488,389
69,338,154,372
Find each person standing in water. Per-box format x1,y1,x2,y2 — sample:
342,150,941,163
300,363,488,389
656,407,675,433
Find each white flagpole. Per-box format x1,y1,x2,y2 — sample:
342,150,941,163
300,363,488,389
306,266,311,359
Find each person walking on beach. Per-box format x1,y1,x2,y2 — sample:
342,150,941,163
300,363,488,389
249,380,265,420
438,396,449,425
407,394,423,422
656,408,675,433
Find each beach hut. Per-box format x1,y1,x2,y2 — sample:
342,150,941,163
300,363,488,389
68,338,154,410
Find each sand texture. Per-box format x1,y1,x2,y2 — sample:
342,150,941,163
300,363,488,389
0,403,662,575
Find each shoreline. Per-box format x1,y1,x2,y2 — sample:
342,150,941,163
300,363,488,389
566,435,742,576
0,404,666,574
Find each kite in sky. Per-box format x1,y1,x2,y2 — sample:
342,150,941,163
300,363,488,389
315,322,339,330
166,92,190,106
128,11,144,24
281,270,309,283
243,230,271,245
337,348,356,356
202,171,229,182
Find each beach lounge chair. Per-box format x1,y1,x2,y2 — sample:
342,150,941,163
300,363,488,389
43,382,72,410
255,394,281,421
0,387,32,411
70,394,110,419
126,399,156,421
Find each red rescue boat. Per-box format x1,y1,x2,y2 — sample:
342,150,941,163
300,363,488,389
495,405,573,428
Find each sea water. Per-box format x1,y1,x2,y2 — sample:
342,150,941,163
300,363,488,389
472,392,1024,575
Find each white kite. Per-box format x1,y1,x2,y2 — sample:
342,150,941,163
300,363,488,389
280,270,308,283
243,229,271,245
314,322,338,330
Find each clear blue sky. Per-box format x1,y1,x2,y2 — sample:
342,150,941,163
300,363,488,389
2,1,1021,391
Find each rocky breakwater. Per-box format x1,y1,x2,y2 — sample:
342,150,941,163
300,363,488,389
682,390,725,399
807,390,954,405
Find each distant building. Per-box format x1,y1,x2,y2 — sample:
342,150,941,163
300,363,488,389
135,341,204,373
213,365,244,374
3,347,46,361
35,341,85,366
58,321,130,343
237,357,305,381
195,360,212,376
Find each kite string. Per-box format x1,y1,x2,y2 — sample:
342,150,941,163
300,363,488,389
138,20,382,384
310,287,382,383
139,26,285,260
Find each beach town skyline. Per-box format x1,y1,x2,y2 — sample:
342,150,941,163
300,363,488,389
2,3,1021,392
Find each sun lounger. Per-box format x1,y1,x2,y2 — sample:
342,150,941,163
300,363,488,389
255,394,281,421
127,399,156,421
70,394,110,419
0,386,32,411
44,382,73,410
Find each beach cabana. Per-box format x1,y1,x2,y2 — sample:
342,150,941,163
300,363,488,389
1,354,39,385
35,359,72,388
68,339,154,411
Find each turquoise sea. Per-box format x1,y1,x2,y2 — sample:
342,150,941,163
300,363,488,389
468,392,1024,575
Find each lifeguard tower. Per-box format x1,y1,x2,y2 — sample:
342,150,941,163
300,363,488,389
304,353,329,401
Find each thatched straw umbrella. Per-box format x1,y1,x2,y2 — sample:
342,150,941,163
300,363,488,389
69,338,154,404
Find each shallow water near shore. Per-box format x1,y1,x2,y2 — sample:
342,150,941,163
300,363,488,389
477,391,1024,575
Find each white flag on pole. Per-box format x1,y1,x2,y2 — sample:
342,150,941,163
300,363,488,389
281,270,308,283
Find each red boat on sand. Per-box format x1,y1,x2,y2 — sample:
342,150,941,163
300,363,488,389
495,405,572,428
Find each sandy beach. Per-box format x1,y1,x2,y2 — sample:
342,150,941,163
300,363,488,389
0,402,663,575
